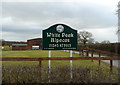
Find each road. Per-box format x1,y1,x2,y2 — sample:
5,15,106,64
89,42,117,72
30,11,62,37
64,50,120,68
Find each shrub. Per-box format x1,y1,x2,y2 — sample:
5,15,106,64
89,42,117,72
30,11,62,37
2,65,119,84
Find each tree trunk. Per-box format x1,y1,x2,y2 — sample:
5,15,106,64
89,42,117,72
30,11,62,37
83,41,86,44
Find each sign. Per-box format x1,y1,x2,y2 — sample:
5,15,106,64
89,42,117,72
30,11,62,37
42,24,77,50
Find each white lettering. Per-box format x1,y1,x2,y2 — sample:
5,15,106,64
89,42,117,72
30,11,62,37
50,38,70,43
49,44,71,48
62,33,74,37
47,33,51,37
47,33,60,37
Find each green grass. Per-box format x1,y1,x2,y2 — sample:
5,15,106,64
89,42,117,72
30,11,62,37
1,46,120,83
1,49,118,70
1,50,81,66
1,46,12,51
1,46,118,70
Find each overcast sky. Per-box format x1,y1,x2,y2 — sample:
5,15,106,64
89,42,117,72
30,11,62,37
1,0,119,42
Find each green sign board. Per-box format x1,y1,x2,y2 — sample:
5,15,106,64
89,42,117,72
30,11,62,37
42,24,77,50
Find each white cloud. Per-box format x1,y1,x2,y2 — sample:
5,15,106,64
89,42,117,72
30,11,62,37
2,17,13,24
1,0,119,42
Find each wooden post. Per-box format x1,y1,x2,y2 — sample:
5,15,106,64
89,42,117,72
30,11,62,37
86,50,89,57
98,53,101,66
39,61,42,67
82,49,84,56
110,60,113,72
91,51,93,62
38,61,42,83
79,50,80,55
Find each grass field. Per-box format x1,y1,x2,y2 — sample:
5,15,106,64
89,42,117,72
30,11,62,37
2,50,99,67
1,46,119,71
1,49,110,68
1,46,120,83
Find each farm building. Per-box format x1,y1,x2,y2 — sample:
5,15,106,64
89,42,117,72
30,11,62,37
12,44,28,50
27,38,42,50
11,38,42,50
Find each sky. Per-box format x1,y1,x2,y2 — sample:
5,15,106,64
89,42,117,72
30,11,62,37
1,0,120,42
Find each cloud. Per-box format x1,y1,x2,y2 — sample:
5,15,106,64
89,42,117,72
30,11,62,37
2,2,117,28
2,31,41,41
1,1,119,42
79,27,118,42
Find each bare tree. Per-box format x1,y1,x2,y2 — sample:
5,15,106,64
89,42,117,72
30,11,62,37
101,40,110,44
78,31,93,44
88,38,94,43
95,41,99,44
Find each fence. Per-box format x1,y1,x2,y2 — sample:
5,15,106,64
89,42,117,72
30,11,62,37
1,47,120,71
1,56,120,71
1,53,120,83
78,43,120,54
1,48,120,83
79,48,120,57
78,48,120,71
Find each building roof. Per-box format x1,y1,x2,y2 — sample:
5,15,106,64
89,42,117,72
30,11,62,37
12,44,27,46
27,38,42,41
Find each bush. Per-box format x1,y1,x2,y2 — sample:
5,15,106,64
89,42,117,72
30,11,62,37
2,65,119,84
78,43,120,54
2,46,12,51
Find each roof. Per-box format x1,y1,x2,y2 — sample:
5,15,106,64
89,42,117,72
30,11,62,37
12,44,27,46
27,38,42,41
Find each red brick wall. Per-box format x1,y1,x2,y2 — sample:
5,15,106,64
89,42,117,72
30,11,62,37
27,38,42,49
12,46,28,50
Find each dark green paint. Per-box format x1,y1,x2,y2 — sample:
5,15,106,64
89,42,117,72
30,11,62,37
42,24,77,50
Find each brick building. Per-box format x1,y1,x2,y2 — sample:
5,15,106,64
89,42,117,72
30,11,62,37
12,44,28,50
27,38,42,50
12,38,42,50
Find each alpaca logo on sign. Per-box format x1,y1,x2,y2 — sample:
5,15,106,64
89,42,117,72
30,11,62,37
56,25,64,33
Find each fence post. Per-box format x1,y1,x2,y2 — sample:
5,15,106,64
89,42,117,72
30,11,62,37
79,50,80,55
110,60,113,72
38,60,42,83
91,51,93,62
39,61,42,67
86,50,89,57
82,49,84,56
98,53,101,66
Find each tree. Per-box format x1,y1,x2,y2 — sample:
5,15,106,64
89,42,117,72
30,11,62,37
88,38,94,43
116,29,120,34
95,41,99,44
101,40,110,44
78,31,93,44
0,39,5,46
